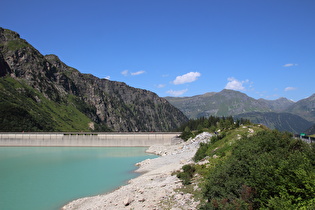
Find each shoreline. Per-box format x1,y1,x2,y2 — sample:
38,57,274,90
62,132,212,210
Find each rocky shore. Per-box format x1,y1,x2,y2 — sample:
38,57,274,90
62,132,212,210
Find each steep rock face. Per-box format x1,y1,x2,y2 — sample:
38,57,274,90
0,28,188,131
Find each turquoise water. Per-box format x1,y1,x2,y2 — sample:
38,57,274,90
0,147,156,210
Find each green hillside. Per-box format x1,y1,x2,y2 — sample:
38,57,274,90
176,118,315,209
0,76,95,132
165,89,272,119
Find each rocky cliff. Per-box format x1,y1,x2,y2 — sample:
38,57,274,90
0,27,188,132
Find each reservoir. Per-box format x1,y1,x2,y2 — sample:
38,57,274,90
0,147,157,210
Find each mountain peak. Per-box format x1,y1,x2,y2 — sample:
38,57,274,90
45,54,60,61
306,93,315,101
0,27,21,40
218,89,256,99
165,89,271,118
0,27,188,132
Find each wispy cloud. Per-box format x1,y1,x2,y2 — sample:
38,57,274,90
104,76,110,80
225,77,249,91
121,70,129,76
172,72,201,85
166,89,188,96
156,84,166,88
284,87,297,91
283,63,298,67
131,70,145,76
121,70,146,76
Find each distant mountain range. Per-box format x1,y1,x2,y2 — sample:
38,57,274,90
0,27,188,132
165,89,315,134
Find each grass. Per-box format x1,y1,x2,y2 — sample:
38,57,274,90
0,76,92,131
6,40,29,51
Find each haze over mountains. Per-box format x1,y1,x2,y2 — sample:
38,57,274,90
165,89,315,134
0,28,188,132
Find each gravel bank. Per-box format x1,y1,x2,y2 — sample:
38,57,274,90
62,132,212,210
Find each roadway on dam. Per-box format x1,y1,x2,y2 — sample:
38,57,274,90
0,132,182,147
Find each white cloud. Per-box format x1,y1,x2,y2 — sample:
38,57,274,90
283,63,298,67
284,87,297,91
104,76,110,80
121,70,129,76
166,89,188,96
172,72,201,85
225,77,247,91
121,70,146,76
156,84,166,88
131,70,145,76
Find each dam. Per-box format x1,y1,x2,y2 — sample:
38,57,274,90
0,132,182,147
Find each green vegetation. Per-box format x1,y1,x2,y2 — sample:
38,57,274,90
177,116,251,141
201,130,315,209
177,164,196,185
6,40,29,51
177,117,315,209
0,76,97,132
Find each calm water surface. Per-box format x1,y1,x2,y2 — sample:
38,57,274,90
0,147,156,210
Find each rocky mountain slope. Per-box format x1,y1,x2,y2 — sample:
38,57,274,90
285,94,315,123
305,124,315,135
165,89,273,119
165,89,315,134
0,27,188,132
258,97,295,112
234,112,313,134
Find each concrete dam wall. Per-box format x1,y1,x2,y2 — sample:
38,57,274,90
0,132,182,147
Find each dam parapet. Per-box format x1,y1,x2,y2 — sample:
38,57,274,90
0,132,182,147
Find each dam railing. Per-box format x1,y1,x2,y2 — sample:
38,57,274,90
0,132,182,147
294,134,315,144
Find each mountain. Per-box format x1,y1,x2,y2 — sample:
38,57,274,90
285,94,315,123
234,112,313,134
165,89,315,134
258,97,295,112
305,125,315,135
0,27,188,132
165,89,272,119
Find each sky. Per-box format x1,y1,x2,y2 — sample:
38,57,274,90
1,0,314,101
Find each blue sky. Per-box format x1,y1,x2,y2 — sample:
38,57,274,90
1,0,314,101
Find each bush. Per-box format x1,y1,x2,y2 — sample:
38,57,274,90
201,130,315,209
193,142,210,162
177,164,196,185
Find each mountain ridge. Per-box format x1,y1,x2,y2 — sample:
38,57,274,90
165,89,315,134
165,89,273,119
0,27,188,132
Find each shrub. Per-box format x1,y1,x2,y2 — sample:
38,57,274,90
201,130,315,209
177,164,196,185
193,142,210,162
